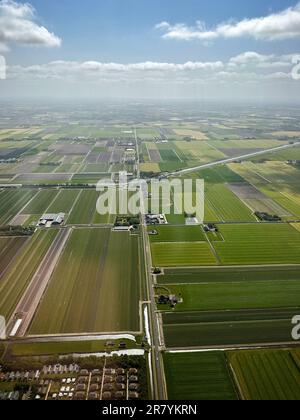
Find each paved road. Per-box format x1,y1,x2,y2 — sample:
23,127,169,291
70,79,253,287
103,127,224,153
7,228,72,337
163,142,300,178
135,127,168,400
140,211,167,400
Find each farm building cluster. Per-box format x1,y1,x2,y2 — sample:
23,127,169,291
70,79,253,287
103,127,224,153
146,214,167,225
38,213,65,228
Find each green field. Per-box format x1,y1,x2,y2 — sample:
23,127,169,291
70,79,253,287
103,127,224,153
9,339,136,357
213,223,300,265
0,237,28,277
0,189,38,224
29,229,140,334
205,184,256,222
158,266,300,284
148,225,206,242
46,189,80,213
66,190,98,224
163,319,295,347
164,352,237,400
22,189,59,214
0,230,58,320
228,349,300,400
158,280,300,311
151,242,217,267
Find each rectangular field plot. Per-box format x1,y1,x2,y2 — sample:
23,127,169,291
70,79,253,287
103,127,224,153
148,226,206,243
14,173,72,184
0,230,58,320
164,352,237,400
0,189,38,224
66,190,98,224
205,184,256,222
29,229,140,334
22,189,59,215
159,280,300,312
213,224,300,265
0,237,28,277
227,183,291,216
151,242,217,267
163,312,296,347
228,349,300,400
46,189,80,214
158,266,300,284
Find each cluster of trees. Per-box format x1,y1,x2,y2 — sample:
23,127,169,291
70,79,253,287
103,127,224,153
39,162,61,167
114,216,140,227
255,212,281,222
0,225,35,236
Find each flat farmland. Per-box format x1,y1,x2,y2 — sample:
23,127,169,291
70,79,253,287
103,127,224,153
260,184,300,218
0,189,38,224
151,242,217,267
46,189,81,214
163,317,295,347
205,184,256,222
251,161,300,185
158,266,300,284
22,189,59,215
0,230,58,320
159,280,300,311
148,226,206,242
213,223,300,265
29,229,140,334
66,190,98,224
228,349,300,400
14,173,72,184
173,129,209,140
0,237,28,277
175,141,226,164
164,352,237,400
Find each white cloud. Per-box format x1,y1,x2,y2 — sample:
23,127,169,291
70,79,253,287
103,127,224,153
229,51,298,69
0,0,61,50
8,60,224,80
156,3,300,42
5,55,298,87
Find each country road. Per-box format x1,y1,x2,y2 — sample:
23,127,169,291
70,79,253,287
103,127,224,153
135,127,168,401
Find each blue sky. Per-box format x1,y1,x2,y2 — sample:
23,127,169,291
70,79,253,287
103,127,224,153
1,0,300,100
9,0,300,63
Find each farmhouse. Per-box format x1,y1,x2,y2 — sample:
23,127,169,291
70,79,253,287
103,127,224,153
204,223,218,233
39,213,65,227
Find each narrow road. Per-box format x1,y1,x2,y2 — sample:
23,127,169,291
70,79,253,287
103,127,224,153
135,127,168,400
8,228,72,337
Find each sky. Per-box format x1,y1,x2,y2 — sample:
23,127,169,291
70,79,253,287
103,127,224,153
0,0,300,102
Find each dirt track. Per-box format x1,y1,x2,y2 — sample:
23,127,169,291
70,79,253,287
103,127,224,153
8,228,72,337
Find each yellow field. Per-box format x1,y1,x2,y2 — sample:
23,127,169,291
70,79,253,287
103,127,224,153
292,224,300,233
271,131,300,138
0,128,43,140
139,163,160,173
174,129,208,140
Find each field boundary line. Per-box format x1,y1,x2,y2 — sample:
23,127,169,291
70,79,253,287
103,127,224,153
8,189,40,224
44,189,61,213
204,231,221,265
65,189,83,224
228,362,245,401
